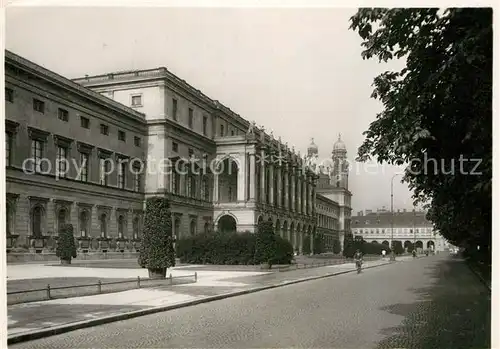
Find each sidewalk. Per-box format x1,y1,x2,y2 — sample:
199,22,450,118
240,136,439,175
8,258,395,342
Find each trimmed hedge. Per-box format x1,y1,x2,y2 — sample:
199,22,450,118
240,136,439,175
254,221,277,266
138,196,175,269
176,228,294,266
332,239,342,254
55,224,77,261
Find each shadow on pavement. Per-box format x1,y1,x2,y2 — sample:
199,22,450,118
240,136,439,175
376,257,490,349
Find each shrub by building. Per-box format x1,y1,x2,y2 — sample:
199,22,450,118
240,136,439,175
55,223,77,264
138,196,176,279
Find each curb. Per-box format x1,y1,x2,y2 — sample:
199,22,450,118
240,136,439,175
8,261,391,345
465,261,491,292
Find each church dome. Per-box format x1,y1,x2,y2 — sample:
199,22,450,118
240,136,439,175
307,137,319,156
333,134,346,151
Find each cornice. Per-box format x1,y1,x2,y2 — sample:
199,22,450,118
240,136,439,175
53,134,74,148
77,141,95,154
5,119,20,134
5,50,146,123
28,127,50,141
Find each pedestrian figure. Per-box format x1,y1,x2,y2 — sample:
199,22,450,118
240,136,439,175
382,249,386,259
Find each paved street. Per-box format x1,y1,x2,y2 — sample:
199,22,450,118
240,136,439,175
10,255,490,349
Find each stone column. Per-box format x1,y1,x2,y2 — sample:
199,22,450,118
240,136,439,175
298,175,303,214
269,155,274,206
249,152,256,201
213,173,219,202
310,233,314,255
284,165,289,210
260,148,266,203
276,164,282,208
237,154,246,202
290,168,296,212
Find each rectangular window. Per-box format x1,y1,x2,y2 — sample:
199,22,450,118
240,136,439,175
56,146,68,178
31,139,43,173
231,130,235,136
172,173,179,194
81,116,90,129
100,124,109,135
5,132,11,166
5,88,13,102
220,124,224,137
118,130,126,142
188,148,194,157
58,108,69,122
188,108,194,128
186,174,192,197
118,162,126,189
172,98,178,121
202,116,208,136
134,170,141,192
134,136,141,147
79,152,89,182
99,158,109,185
131,94,142,107
33,99,45,113
172,142,178,152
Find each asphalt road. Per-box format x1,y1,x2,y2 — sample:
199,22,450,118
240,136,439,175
12,254,490,349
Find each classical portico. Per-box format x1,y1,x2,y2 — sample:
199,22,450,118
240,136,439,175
212,127,317,253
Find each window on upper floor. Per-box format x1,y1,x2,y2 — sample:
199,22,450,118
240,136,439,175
172,98,178,121
79,152,89,182
33,98,45,113
5,88,14,103
80,116,90,129
118,130,126,142
99,158,110,186
58,108,69,122
118,161,126,189
231,130,235,136
31,139,43,173
172,142,178,152
134,136,141,147
131,94,142,107
203,116,208,136
220,124,224,137
188,108,194,128
56,146,68,178
5,132,12,166
100,124,109,135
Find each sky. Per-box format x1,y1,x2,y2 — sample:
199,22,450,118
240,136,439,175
5,6,417,213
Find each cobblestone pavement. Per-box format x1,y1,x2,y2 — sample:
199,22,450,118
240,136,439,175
11,254,489,349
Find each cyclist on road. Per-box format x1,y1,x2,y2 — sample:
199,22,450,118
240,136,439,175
354,249,363,269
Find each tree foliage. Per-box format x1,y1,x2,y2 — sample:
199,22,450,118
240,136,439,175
254,220,278,267
350,8,492,255
55,223,77,261
138,196,176,270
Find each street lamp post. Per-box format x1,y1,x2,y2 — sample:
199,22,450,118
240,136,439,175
390,173,402,261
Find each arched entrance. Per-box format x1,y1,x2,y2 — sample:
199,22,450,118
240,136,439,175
204,222,210,234
100,214,107,238
404,240,412,251
427,240,435,250
133,217,140,239
218,214,237,234
282,221,288,240
217,158,239,203
289,222,295,248
371,240,378,244
382,240,389,246
415,240,423,249
174,217,181,240
118,215,125,238
275,219,281,237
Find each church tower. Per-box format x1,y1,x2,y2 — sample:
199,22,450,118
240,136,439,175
331,134,349,190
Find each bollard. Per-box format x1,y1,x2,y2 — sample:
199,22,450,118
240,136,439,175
137,276,141,288
169,273,173,285
46,284,51,300
97,280,102,294
194,272,197,282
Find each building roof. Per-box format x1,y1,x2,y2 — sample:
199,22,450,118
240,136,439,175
351,210,433,228
316,193,340,208
333,133,346,151
5,50,146,123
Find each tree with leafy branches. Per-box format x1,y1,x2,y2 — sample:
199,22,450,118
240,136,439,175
349,8,492,263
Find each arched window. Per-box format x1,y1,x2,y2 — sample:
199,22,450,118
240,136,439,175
133,217,139,239
118,215,125,238
58,209,67,231
79,211,89,237
190,220,196,236
174,218,181,240
100,214,107,238
32,206,43,237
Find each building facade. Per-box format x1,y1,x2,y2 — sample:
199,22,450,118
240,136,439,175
6,50,349,260
315,193,340,251
5,50,147,257
351,208,449,252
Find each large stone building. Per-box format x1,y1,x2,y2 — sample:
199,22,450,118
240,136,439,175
5,50,352,261
351,208,449,252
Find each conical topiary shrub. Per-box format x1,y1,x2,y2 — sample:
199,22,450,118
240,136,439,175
138,196,175,279
55,223,77,264
254,220,277,269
